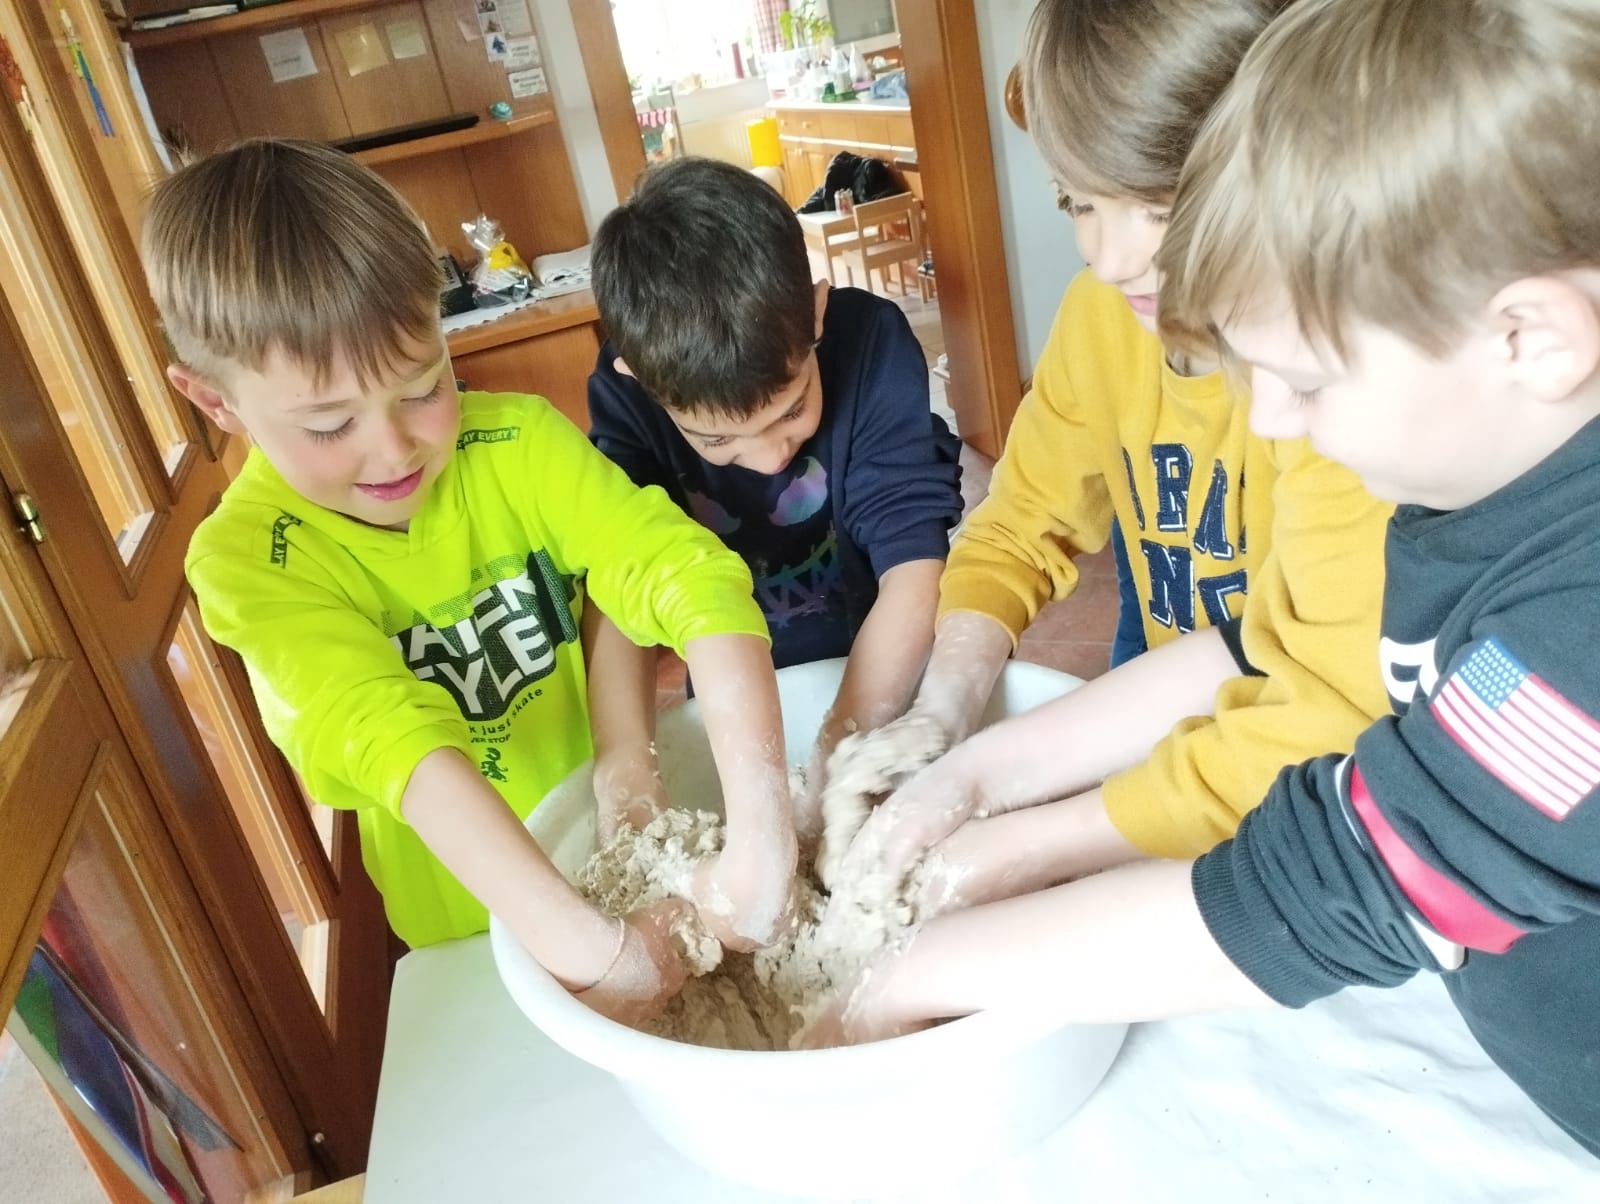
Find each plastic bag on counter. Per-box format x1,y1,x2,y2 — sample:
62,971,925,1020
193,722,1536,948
460,214,533,306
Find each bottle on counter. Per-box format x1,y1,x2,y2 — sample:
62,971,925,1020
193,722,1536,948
849,45,870,89
829,46,853,96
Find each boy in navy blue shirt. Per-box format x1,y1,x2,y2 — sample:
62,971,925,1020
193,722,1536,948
586,156,962,842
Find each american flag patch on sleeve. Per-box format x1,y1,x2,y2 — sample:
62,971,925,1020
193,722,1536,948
1430,638,1600,820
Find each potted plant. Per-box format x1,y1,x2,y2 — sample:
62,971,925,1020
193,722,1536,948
778,0,833,60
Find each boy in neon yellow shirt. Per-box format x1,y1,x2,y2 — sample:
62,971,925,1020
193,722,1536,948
144,139,797,1025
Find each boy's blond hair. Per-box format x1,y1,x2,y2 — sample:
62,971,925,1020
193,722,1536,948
1160,0,1600,363
1019,0,1291,204
142,138,441,389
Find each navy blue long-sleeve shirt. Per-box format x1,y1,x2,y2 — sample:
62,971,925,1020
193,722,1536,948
587,286,962,668
1195,415,1600,1158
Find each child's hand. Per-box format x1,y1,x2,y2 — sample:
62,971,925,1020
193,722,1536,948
795,946,929,1049
814,711,952,888
592,749,670,843
573,899,692,1027
826,741,987,901
689,826,799,951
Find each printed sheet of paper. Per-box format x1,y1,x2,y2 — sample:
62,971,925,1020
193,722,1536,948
508,66,546,98
497,0,533,37
505,36,539,71
259,28,318,83
385,18,428,61
335,23,389,76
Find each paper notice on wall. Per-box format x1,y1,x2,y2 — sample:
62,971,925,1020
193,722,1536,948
496,0,533,37
259,28,318,83
485,30,508,62
504,36,539,71
507,66,546,98
335,23,389,76
475,0,501,34
386,18,428,61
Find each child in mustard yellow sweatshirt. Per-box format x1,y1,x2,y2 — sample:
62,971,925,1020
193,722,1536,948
820,0,1392,893
148,140,797,1026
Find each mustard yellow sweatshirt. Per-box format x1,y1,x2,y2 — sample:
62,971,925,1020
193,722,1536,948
186,392,768,946
941,271,1392,854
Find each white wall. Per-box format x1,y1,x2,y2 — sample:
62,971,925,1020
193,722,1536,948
531,0,621,237
973,0,1083,373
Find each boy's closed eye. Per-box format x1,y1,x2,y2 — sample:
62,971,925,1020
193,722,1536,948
693,398,809,451
301,380,446,442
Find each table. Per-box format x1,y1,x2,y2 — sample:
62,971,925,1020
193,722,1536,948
364,936,1597,1204
795,209,861,285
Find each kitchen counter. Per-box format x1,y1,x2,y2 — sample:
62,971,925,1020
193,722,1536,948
768,96,911,113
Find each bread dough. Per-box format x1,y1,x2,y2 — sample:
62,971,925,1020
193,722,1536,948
576,808,725,977
577,798,938,1051
816,713,948,889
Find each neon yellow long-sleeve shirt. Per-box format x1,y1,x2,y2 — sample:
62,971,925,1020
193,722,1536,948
940,271,1392,855
186,392,768,946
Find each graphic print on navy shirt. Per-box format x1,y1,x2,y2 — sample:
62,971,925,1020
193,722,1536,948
587,285,964,674
683,453,848,666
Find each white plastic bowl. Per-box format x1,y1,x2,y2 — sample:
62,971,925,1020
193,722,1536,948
491,659,1127,1198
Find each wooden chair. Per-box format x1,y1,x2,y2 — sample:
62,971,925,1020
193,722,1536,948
837,193,932,301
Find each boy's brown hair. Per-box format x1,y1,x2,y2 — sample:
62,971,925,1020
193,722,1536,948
142,138,440,389
1019,0,1292,204
1160,0,1600,363
591,156,814,419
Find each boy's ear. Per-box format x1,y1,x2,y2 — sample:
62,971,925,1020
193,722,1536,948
1489,276,1600,404
612,357,636,379
166,364,245,434
813,279,830,341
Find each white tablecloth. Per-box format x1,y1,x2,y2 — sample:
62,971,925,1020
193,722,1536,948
364,936,1596,1203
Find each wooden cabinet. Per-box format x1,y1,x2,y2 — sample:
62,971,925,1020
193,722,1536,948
769,100,917,208
448,292,602,430
128,0,604,422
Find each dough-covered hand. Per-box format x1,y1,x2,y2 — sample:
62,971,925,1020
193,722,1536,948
689,827,798,952
827,739,989,904
592,750,671,843
794,945,928,1049
814,711,951,888
573,899,692,1027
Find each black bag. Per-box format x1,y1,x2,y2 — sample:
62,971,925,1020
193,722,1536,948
796,152,900,213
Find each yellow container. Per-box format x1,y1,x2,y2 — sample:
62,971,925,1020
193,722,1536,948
745,116,782,168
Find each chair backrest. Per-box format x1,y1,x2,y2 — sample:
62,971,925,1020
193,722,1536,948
850,192,918,240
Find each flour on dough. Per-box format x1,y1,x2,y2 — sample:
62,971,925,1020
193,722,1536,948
815,713,948,889
577,795,940,1051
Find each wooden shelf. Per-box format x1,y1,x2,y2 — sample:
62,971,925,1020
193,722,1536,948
445,290,599,358
353,111,553,166
126,0,385,49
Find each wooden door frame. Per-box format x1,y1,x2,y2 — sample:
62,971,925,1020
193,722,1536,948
0,21,387,1178
572,0,1023,458
0,294,307,1198
898,0,1023,459
568,0,647,202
